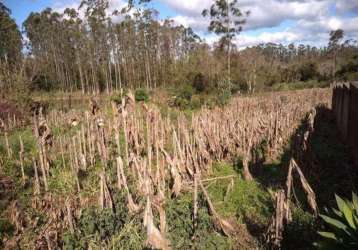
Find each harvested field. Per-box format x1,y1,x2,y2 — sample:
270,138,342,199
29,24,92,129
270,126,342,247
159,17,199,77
1,88,342,249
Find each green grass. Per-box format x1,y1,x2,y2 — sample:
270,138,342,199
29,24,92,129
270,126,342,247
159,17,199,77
207,162,273,228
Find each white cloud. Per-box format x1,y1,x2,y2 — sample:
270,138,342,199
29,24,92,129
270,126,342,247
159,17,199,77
52,0,358,48
163,0,332,31
171,15,208,30
164,0,358,48
235,31,302,49
159,0,212,17
52,0,127,20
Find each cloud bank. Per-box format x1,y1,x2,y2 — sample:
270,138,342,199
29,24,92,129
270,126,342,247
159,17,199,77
52,0,358,48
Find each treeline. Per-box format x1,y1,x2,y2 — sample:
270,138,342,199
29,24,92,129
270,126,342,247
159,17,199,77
0,0,357,94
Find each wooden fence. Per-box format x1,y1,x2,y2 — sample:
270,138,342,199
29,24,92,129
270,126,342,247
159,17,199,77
332,82,358,165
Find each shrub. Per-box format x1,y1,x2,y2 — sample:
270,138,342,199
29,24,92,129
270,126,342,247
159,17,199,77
171,85,194,109
192,72,207,93
134,88,149,102
316,193,358,249
298,62,319,81
173,97,190,109
178,85,194,101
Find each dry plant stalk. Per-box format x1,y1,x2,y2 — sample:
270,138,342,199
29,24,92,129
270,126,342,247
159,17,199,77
192,174,198,236
266,158,318,248
19,135,26,183
266,190,287,249
99,172,114,212
116,156,140,213
65,198,75,234
4,131,12,158
143,196,171,250
32,157,41,195
289,159,318,216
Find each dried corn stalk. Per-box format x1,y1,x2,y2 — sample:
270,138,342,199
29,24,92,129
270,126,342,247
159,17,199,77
116,156,140,213
265,190,287,249
99,172,114,212
289,159,318,216
143,196,171,250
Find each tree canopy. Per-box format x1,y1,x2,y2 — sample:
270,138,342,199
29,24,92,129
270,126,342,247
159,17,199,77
0,2,22,65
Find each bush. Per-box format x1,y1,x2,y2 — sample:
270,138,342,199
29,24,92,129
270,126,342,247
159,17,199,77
299,62,319,81
134,88,149,102
171,85,194,109
178,85,194,101
316,193,358,249
192,73,207,93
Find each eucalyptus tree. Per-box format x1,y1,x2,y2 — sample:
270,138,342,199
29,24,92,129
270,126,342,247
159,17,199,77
63,8,87,93
202,0,249,82
328,29,344,77
0,2,22,66
0,2,22,89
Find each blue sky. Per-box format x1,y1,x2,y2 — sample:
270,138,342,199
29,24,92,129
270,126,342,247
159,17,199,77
4,0,358,48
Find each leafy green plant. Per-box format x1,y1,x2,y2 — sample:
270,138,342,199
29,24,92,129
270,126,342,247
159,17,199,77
171,85,194,109
134,88,149,102
316,193,358,249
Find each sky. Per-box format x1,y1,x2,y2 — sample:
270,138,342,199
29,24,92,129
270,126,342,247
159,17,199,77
4,0,358,49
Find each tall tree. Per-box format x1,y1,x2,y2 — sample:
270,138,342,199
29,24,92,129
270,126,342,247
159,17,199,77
0,2,22,65
202,0,249,83
0,1,22,90
328,29,344,77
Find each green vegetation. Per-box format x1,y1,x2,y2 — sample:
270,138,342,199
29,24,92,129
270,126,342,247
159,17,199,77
134,88,150,102
316,193,358,249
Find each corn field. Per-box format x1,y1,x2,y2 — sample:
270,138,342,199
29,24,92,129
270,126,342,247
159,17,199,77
0,89,331,249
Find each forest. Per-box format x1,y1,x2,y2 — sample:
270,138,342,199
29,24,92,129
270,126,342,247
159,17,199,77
1,0,358,249
1,0,358,95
